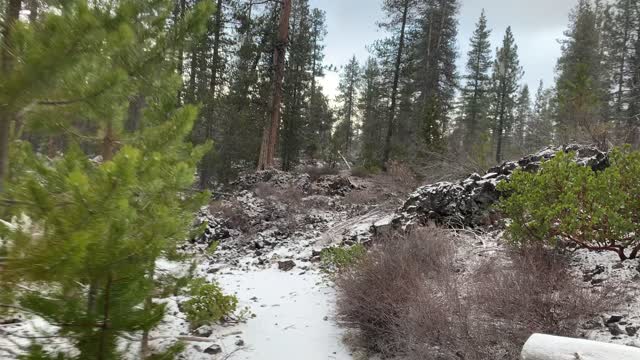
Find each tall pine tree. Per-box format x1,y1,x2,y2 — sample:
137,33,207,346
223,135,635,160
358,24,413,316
461,9,492,155
414,0,459,152
556,0,608,147
335,56,361,157
490,26,523,163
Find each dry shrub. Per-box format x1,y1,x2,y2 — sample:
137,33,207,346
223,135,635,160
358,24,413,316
335,227,458,355
254,181,279,198
386,161,418,185
253,182,304,234
474,246,609,339
304,165,340,181
208,200,251,232
336,229,613,359
343,187,380,206
350,166,378,178
254,182,304,208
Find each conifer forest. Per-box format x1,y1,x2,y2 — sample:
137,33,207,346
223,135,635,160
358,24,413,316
2,0,640,359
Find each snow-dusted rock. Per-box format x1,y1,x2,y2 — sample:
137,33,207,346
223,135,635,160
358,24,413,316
521,333,640,360
396,145,608,228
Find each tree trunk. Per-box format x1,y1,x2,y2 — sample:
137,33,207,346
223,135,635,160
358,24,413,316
125,95,146,133
0,0,22,193
257,0,292,170
382,0,409,169
209,0,224,102
102,120,115,162
175,0,187,105
197,0,224,188
97,273,113,360
27,0,37,22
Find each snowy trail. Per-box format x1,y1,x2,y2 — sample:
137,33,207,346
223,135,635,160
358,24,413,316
213,268,352,360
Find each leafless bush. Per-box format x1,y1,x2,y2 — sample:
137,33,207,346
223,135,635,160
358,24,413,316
253,181,279,198
254,182,304,210
304,165,340,181
253,182,305,234
336,229,614,359
343,187,380,207
209,200,251,232
335,227,457,355
474,246,610,340
350,166,377,178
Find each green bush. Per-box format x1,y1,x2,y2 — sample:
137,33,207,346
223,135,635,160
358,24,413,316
498,148,640,261
321,244,367,274
182,278,238,329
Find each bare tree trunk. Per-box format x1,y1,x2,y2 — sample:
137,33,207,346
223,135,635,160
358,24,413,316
27,0,37,22
175,0,186,105
0,0,22,193
125,95,146,133
198,0,224,189
209,0,224,102
102,120,115,162
382,0,409,169
257,0,291,171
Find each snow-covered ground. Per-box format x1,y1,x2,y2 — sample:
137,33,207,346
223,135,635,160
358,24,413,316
212,268,352,360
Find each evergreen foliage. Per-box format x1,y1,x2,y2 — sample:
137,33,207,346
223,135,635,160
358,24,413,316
0,1,236,358
414,0,459,152
334,56,361,157
461,10,492,157
182,278,239,329
490,26,523,163
555,0,609,147
498,148,640,261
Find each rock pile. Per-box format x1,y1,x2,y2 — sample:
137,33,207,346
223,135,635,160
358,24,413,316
233,169,358,197
395,145,608,228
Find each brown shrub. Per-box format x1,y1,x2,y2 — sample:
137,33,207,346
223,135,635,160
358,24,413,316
335,227,457,355
254,182,304,209
303,165,340,181
208,200,251,232
350,166,378,178
474,246,610,340
336,229,613,359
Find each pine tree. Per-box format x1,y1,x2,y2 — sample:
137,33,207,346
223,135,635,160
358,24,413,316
257,0,292,170
359,58,386,167
607,0,638,125
556,0,608,146
512,84,532,155
0,1,213,358
213,0,279,181
335,56,361,156
414,0,459,151
461,10,492,155
526,80,556,151
281,0,314,171
304,8,330,159
490,26,523,163
379,0,418,167
628,5,640,146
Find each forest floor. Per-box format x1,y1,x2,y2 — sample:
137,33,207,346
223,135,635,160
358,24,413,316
2,164,640,359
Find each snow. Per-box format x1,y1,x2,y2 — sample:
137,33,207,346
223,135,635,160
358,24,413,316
521,333,640,360
210,268,352,360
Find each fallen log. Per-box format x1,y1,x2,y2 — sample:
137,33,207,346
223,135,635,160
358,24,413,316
521,334,640,360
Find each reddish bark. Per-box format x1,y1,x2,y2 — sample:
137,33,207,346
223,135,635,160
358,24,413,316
257,0,292,170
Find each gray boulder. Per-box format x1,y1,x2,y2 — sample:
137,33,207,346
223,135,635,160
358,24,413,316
395,145,608,228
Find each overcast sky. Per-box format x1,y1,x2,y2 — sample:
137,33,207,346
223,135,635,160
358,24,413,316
309,0,579,99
